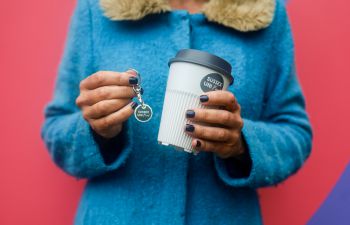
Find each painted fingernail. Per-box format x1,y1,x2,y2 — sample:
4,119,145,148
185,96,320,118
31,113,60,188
196,140,201,147
186,110,195,118
131,102,138,110
140,88,144,95
129,77,138,85
200,95,209,102
185,124,195,132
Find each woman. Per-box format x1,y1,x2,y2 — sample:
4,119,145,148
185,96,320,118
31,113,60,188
42,0,312,224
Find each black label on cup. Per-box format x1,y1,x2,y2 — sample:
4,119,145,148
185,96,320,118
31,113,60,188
200,73,224,92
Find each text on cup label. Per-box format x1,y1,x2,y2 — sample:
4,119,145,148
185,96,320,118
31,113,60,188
200,73,224,92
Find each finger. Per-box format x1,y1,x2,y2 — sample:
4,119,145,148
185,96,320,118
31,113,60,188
199,91,239,112
185,108,243,128
91,102,138,132
80,70,138,90
191,139,234,158
77,86,136,106
83,99,131,120
185,123,237,142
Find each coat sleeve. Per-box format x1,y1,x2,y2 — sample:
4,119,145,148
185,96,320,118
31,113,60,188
214,0,313,188
41,0,132,179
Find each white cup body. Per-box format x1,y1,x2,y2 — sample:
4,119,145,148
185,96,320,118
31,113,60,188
157,62,231,153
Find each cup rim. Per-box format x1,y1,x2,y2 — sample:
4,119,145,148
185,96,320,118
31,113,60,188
168,49,234,85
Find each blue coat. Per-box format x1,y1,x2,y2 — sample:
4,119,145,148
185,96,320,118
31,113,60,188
42,0,312,224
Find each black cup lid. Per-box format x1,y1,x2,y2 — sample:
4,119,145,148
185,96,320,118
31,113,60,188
168,49,233,85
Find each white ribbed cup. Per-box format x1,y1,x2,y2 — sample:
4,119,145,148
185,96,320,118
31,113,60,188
157,61,231,153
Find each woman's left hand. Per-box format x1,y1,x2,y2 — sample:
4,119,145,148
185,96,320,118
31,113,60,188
185,90,245,159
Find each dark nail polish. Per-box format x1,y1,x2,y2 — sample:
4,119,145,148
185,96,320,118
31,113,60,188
186,110,195,118
200,95,209,102
131,102,138,110
129,77,138,85
196,140,201,147
140,88,144,95
185,124,195,132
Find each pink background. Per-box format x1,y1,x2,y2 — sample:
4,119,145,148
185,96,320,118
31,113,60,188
1,0,349,224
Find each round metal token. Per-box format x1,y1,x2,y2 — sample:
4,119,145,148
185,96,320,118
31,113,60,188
134,104,153,122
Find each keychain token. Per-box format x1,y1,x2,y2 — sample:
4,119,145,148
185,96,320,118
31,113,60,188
134,104,153,122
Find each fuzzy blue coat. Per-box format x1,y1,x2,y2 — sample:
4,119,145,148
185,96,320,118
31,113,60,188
42,0,312,224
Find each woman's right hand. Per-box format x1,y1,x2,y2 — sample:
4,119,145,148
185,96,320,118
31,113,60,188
76,70,139,139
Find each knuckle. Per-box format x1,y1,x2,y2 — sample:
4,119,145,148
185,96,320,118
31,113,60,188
234,114,244,129
226,141,235,148
92,72,104,85
82,110,90,120
200,127,209,139
220,111,232,124
121,86,133,97
208,91,217,100
217,130,228,141
95,126,109,137
90,122,97,131
76,94,88,107
115,99,127,109
114,72,122,84
75,96,82,107
202,110,209,121
96,102,107,115
79,80,85,90
99,118,110,131
230,113,242,127
95,71,104,77
200,140,207,150
118,109,130,120
231,132,240,142
236,117,244,129
97,87,109,99
128,87,136,97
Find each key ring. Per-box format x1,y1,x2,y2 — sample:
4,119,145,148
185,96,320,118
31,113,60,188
130,69,145,108
128,68,153,122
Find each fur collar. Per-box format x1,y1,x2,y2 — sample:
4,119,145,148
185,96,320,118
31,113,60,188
100,0,276,32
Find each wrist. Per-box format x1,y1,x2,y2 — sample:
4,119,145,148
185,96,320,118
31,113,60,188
92,124,122,139
235,134,247,158
224,134,252,178
91,126,125,165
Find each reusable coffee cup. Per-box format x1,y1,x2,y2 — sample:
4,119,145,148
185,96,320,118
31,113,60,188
157,49,234,153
